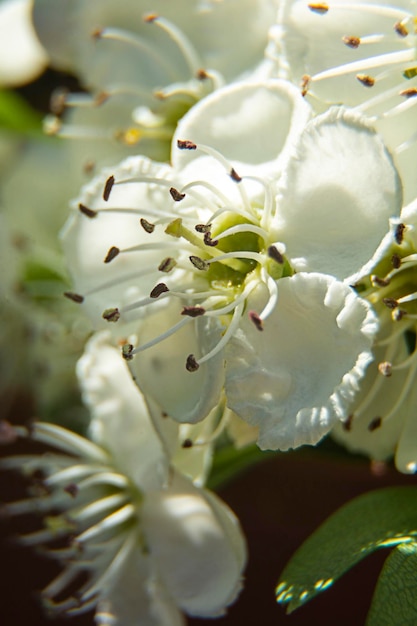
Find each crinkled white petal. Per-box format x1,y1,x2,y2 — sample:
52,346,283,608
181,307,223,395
142,472,247,618
129,299,224,425
76,331,171,491
274,106,402,281
60,155,175,324
225,273,378,451
173,79,312,176
0,0,47,86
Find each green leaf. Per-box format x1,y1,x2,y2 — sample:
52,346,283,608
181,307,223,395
366,542,417,626
276,487,417,613
0,90,42,136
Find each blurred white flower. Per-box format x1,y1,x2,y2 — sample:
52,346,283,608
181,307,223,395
60,79,399,450
33,0,278,158
333,197,417,473
1,333,247,624
276,0,417,203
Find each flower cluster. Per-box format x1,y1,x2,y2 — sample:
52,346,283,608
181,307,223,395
2,0,417,623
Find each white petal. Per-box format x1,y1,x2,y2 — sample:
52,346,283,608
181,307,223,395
275,107,402,280
395,382,417,474
77,331,171,491
142,472,247,618
96,547,186,626
173,79,311,176
129,299,224,425
61,155,175,324
225,273,378,451
0,0,47,86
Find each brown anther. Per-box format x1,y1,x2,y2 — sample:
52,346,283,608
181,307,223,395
301,74,311,97
249,310,264,331
140,218,155,233
50,87,69,115
383,297,398,310
177,139,197,150
181,306,206,318
0,420,18,444
64,291,84,304
91,28,103,40
356,74,375,87
122,344,134,360
308,2,329,13
204,232,219,247
268,245,284,264
399,87,417,98
230,168,242,182
371,275,390,288
78,203,97,219
342,35,360,48
182,438,193,448
342,414,354,432
391,253,401,269
392,308,407,321
186,354,199,372
158,257,177,272
394,21,409,37
150,283,169,298
64,484,78,498
378,361,392,377
95,91,109,106
394,223,406,244
104,246,120,263
368,417,382,432
190,255,209,271
102,307,120,322
103,175,115,201
144,13,158,22
83,160,95,175
195,223,212,233
196,69,209,80
169,187,186,202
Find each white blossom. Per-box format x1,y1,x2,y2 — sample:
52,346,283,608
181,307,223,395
332,197,417,473
60,79,400,450
33,0,278,158
1,333,246,624
276,0,417,203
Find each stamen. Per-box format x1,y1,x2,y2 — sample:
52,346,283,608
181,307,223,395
103,176,115,201
78,203,98,219
102,308,120,323
181,305,206,317
150,283,169,298
190,255,210,271
169,187,186,201
395,223,406,244
308,3,329,14
368,417,382,432
75,503,135,544
94,27,178,81
342,35,361,49
249,311,264,331
197,299,246,366
378,361,393,377
158,257,177,272
130,317,193,355
356,74,376,87
63,291,84,303
186,354,199,372
140,218,155,233
144,15,203,77
104,246,120,263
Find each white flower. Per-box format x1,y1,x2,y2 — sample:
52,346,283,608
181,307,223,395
332,197,417,473
61,79,400,450
1,334,246,624
275,0,417,203
33,0,278,156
